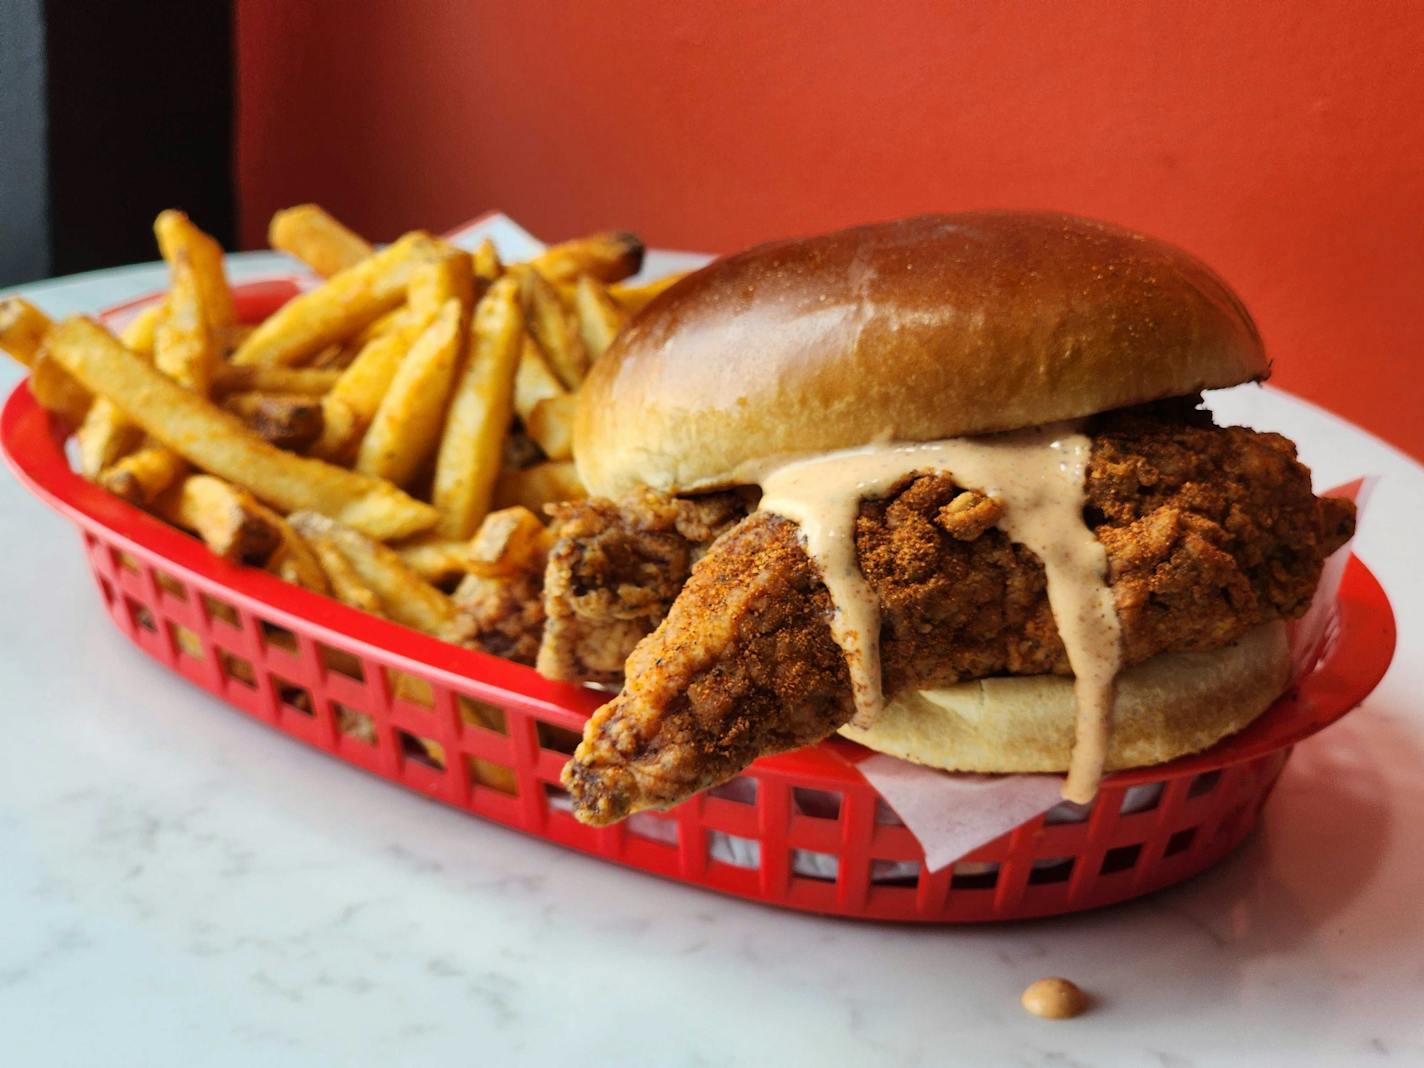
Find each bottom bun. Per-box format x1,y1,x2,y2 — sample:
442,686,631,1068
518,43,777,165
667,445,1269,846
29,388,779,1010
838,622,1290,773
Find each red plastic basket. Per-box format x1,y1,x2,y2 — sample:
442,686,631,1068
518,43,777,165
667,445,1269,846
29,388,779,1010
1,281,1396,923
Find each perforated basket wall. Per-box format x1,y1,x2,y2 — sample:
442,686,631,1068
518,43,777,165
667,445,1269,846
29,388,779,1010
0,281,1396,923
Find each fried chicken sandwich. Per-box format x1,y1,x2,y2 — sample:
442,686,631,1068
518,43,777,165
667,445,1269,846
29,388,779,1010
533,212,1355,826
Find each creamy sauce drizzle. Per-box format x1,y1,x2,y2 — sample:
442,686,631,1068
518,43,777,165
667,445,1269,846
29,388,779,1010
756,422,1123,802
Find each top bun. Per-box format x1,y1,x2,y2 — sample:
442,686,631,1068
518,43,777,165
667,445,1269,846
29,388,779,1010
575,212,1266,497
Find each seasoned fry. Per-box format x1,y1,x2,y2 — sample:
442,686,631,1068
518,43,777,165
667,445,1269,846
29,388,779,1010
393,537,472,585
222,391,325,451
524,393,575,462
492,460,586,515
29,353,92,426
519,266,588,389
513,334,566,422
251,504,329,593
269,204,373,278
289,512,455,635
232,231,453,367
356,299,465,486
352,304,409,347
573,275,628,361
0,297,52,366
468,505,550,578
408,254,475,321
609,272,688,313
156,474,283,564
530,231,644,285
76,398,144,477
119,303,166,357
309,322,421,461
153,210,230,393
212,365,340,397
472,237,502,285
305,533,384,614
48,318,439,539
431,277,522,538
100,442,187,504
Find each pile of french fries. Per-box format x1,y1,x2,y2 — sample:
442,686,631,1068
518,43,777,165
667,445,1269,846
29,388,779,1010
0,205,685,649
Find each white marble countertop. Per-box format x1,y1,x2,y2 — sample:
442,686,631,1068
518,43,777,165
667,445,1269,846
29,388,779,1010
2,251,1422,1068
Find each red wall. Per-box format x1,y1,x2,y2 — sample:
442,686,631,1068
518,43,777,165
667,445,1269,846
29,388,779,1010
236,1,1424,459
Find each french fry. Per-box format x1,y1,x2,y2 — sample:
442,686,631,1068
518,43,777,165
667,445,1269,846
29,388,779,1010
100,442,188,504
119,303,166,357
251,505,329,593
468,506,551,578
75,307,172,477
0,297,52,366
309,323,420,461
269,204,373,278
431,277,522,538
609,272,688,313
573,275,628,360
519,266,588,389
222,391,325,451
305,533,384,614
153,210,230,394
76,398,144,478
492,460,586,515
408,254,474,321
523,393,575,462
392,537,472,585
155,474,283,564
513,334,567,422
530,231,644,285
352,304,409,347
29,353,92,426
355,299,465,486
472,237,502,285
289,512,455,635
212,365,339,397
232,231,453,367
47,318,439,539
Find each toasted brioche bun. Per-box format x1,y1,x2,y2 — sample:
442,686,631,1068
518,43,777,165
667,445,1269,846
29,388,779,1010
576,212,1266,497
838,622,1290,773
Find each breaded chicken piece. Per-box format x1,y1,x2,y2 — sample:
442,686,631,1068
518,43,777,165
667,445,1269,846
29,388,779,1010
563,407,1355,825
536,488,747,683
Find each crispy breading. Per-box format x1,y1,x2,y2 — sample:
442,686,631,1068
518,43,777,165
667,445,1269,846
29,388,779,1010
562,404,1356,825
535,487,748,683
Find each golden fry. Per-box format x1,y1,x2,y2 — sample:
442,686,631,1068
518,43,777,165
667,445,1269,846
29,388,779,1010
573,275,628,360
120,303,166,357
289,511,455,635
472,237,502,285
269,204,373,278
252,505,330,593
222,391,325,451
232,231,453,367
305,533,384,614
77,398,143,478
523,393,575,462
408,255,475,321
0,297,52,366
609,272,688,313
212,365,340,397
48,318,438,539
153,211,231,395
100,442,187,504
519,266,588,389
513,333,566,422
468,506,551,578
530,231,644,285
492,460,586,515
156,474,283,564
431,277,522,538
355,299,465,486
29,353,92,426
392,537,472,585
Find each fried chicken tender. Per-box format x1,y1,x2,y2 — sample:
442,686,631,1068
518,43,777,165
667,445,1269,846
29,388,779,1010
563,405,1355,825
536,487,748,683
